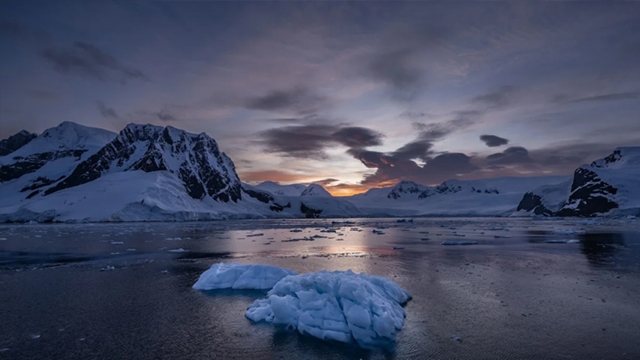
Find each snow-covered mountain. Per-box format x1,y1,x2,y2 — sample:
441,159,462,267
0,122,361,222
517,147,640,217
253,181,308,196
0,130,37,156
1,122,638,222
0,122,116,205
300,183,331,197
349,176,566,216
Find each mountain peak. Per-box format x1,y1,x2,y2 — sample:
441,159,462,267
0,130,38,156
300,183,331,197
43,123,240,202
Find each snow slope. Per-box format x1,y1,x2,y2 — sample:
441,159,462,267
254,181,309,196
348,176,567,216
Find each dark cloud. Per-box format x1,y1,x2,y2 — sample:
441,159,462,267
96,101,118,118
471,86,518,109
332,127,384,148
358,152,479,186
480,134,509,147
244,87,328,115
41,42,148,82
157,111,176,122
391,141,432,161
486,146,534,165
424,153,478,174
367,50,424,100
258,124,384,159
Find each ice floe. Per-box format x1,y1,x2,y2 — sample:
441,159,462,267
192,262,297,290
244,269,412,348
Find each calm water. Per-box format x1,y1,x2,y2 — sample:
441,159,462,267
1,217,639,359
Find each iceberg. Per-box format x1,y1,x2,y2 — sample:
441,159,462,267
192,262,297,290
245,270,412,348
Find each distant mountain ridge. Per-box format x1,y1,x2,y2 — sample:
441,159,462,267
0,122,638,222
517,147,640,217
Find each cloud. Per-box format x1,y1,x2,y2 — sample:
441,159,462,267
486,146,534,165
157,111,176,122
96,101,118,118
565,91,639,104
41,42,148,82
471,86,518,109
244,87,328,115
332,127,384,148
480,134,509,147
367,50,424,100
399,111,433,119
258,123,384,159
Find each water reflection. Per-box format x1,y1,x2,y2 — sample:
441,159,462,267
578,232,625,265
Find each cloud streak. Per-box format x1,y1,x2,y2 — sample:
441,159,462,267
258,123,384,159
41,42,148,82
96,101,118,118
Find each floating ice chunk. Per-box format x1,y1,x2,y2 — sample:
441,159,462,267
245,270,412,349
193,262,297,290
441,241,479,246
544,239,580,244
110,241,124,245
0,238,6,241
551,229,585,235
168,248,187,253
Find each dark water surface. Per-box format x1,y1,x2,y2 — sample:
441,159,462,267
1,217,639,359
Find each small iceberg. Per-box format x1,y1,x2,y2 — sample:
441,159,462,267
193,262,297,290
441,241,479,246
544,239,580,244
245,270,412,349
551,229,585,235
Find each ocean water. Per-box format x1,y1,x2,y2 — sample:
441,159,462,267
1,217,639,359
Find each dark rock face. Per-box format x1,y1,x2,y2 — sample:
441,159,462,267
591,149,623,168
269,202,291,212
0,130,37,156
517,192,554,216
20,176,63,192
243,187,274,204
0,149,86,182
300,202,322,218
387,181,424,199
557,168,618,217
44,125,242,202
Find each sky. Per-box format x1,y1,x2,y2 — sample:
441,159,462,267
1,1,639,196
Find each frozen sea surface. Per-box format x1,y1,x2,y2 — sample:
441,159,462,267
1,217,640,359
